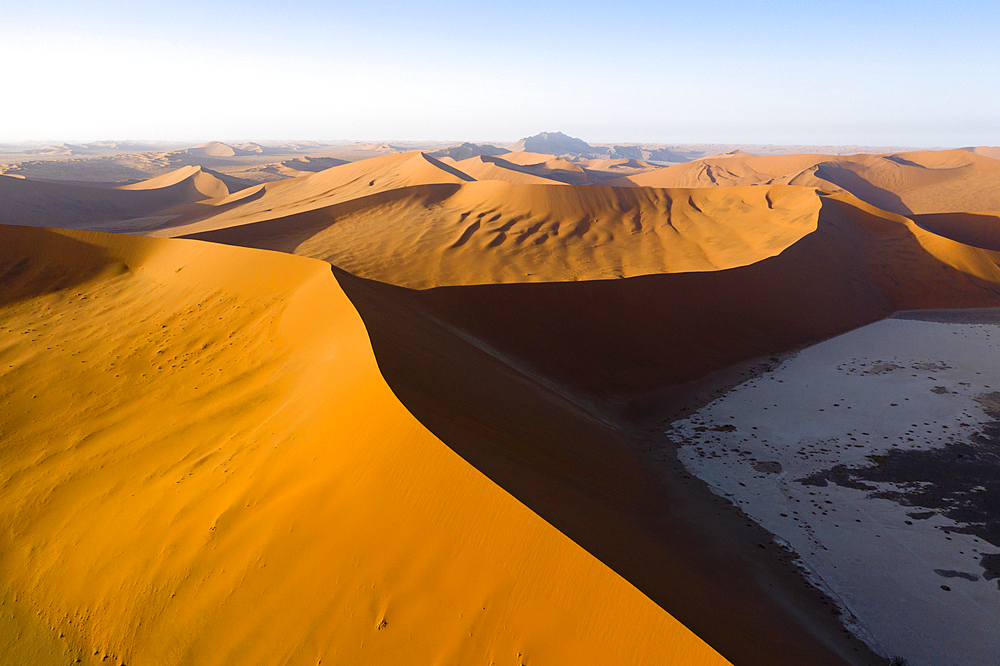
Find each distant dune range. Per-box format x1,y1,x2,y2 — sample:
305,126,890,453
2,144,1000,665
609,149,1000,215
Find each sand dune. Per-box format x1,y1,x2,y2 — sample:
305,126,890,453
0,224,728,666
462,152,595,184
912,211,1000,251
963,145,1000,160
337,190,1000,411
577,157,656,172
118,164,230,197
178,182,824,288
611,149,1000,215
181,141,247,157
155,151,474,237
453,155,565,185
170,169,1000,404
0,166,233,230
497,151,567,166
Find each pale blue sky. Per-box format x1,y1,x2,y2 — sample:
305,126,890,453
3,1,997,145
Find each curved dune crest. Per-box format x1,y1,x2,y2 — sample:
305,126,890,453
0,225,728,666
177,182,824,288
117,164,230,198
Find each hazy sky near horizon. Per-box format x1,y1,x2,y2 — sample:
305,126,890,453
3,0,998,146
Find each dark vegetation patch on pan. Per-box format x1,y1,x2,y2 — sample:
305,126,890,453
798,392,1000,582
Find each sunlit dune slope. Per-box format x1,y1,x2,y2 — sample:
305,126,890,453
612,149,1000,214
117,164,229,197
0,225,728,666
0,166,231,230
175,182,823,288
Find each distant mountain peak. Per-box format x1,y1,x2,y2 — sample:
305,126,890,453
427,142,509,160
511,132,597,156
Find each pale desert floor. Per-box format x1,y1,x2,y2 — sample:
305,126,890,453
670,312,1000,666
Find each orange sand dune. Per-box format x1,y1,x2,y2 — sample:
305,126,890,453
488,155,658,184
459,152,593,184
0,166,231,230
514,155,592,184
609,153,834,188
453,155,565,185
118,164,229,197
577,157,656,172
612,149,1000,215
501,151,567,166
181,140,243,157
176,182,824,288
324,190,1000,409
0,224,728,666
240,156,351,180
912,210,1000,252
156,151,474,237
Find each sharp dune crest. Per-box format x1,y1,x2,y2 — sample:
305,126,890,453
117,164,230,198
0,225,728,666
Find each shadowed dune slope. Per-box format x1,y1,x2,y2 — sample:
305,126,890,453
341,193,1000,408
0,167,231,230
177,182,824,288
334,266,886,666
453,155,568,185
913,211,1000,251
0,225,728,666
313,191,1000,666
612,150,1000,214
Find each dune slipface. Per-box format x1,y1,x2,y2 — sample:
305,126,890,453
0,225,728,666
